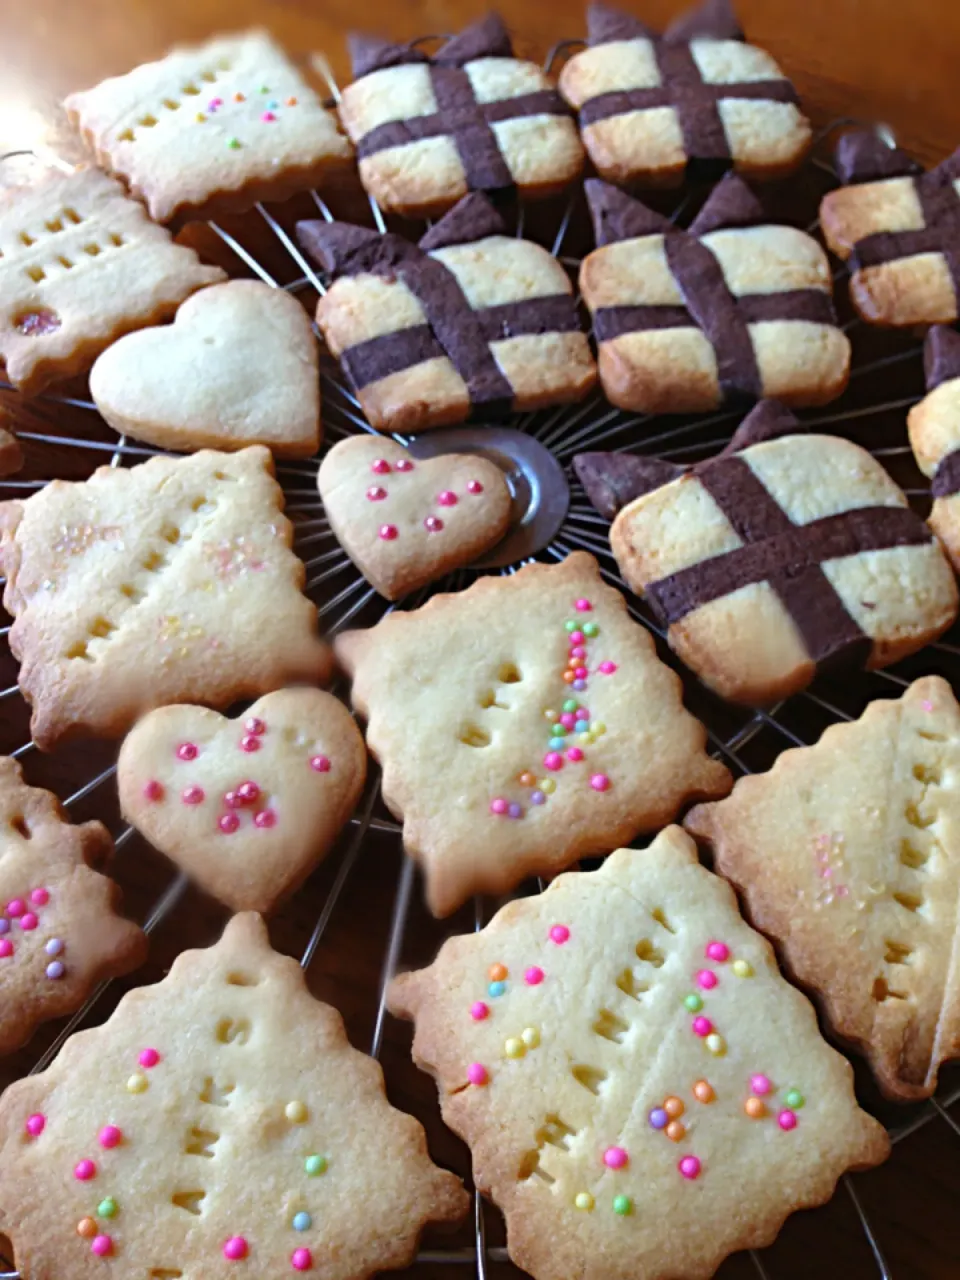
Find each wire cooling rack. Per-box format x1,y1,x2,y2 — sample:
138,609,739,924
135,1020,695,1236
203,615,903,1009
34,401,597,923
0,93,959,1279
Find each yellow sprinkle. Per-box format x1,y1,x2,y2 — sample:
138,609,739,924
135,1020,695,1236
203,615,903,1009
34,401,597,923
285,1100,308,1123
196,112,206,122
521,1026,540,1048
574,1192,594,1211
543,709,557,721
504,1038,525,1059
126,1073,148,1094
540,779,557,796
705,1034,726,1056
593,722,606,736
732,959,753,978
580,731,595,745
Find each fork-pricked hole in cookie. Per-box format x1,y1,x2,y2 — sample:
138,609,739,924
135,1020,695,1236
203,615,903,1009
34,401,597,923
872,976,909,1003
215,1016,252,1045
591,1007,630,1044
459,724,492,749
570,1063,608,1095
199,1076,235,1106
183,1126,220,1158
170,1189,206,1216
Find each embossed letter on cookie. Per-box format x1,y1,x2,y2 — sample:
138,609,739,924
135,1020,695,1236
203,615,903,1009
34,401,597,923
389,826,888,1280
118,689,367,913
0,913,467,1279
577,400,958,705
336,552,731,916
686,676,960,1101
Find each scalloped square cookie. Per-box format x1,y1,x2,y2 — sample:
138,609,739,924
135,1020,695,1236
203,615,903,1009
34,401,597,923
65,30,353,225
0,446,330,750
908,325,960,572
336,552,731,916
0,912,467,1278
389,825,888,1280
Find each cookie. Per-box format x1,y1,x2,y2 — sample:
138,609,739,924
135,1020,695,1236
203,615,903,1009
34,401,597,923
820,130,960,327
298,192,596,435
65,30,353,225
0,166,224,396
686,675,960,1101
0,416,22,477
336,551,731,917
0,756,146,1056
0,446,330,751
0,911,468,1278
89,282,320,459
559,0,812,187
388,825,889,1280
118,690,366,914
576,400,958,705
907,325,960,571
317,436,512,599
580,175,850,414
338,13,584,218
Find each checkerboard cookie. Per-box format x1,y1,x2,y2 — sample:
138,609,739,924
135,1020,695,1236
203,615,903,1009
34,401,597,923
65,30,353,225
581,175,850,414
299,192,596,434
576,400,958,705
0,911,468,1279
318,436,512,599
0,446,330,750
558,0,812,187
389,825,889,1280
821,130,960,327
908,325,960,571
0,756,146,1056
90,281,320,458
339,13,584,217
336,551,731,916
687,675,960,1101
0,166,224,396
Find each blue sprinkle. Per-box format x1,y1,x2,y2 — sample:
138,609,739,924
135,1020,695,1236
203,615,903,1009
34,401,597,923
292,1212,312,1231
268,100,280,110
574,720,589,733
488,980,506,998
530,790,546,805
507,802,523,819
548,737,565,751
572,679,587,691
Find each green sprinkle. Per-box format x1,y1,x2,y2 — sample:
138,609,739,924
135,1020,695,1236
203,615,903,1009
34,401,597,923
684,993,703,1012
612,1195,632,1216
784,1089,805,1109
227,137,242,149
552,723,567,735
260,85,270,93
564,620,577,633
582,621,599,637
305,1154,327,1176
562,699,578,713
97,1197,117,1219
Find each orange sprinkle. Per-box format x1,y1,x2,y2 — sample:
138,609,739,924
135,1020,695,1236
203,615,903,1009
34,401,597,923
664,1096,684,1119
562,671,576,684
665,1120,686,1142
77,1218,97,1239
693,1080,715,1104
287,96,298,106
234,92,245,102
488,963,507,982
744,1096,766,1119
518,771,536,787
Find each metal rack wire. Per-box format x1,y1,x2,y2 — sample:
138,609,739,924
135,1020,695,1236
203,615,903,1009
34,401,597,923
0,107,958,1279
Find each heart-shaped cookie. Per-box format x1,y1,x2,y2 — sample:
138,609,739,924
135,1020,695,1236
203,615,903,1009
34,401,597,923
318,436,512,599
90,280,320,458
117,688,366,912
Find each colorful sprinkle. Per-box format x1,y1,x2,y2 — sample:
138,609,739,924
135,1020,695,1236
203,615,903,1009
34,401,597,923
489,798,508,815
648,1107,668,1130
693,1080,715,1104
126,1073,148,1094
540,779,556,795
564,621,577,633
287,96,298,106
437,490,458,506
467,480,484,494
665,1120,686,1142
692,1017,712,1037
245,718,266,736
310,755,331,774
395,458,414,472
0,919,8,935
745,1097,766,1118
0,940,13,959
705,1034,726,1056
678,1155,701,1180
305,1154,327,1176
219,813,240,834
291,1248,312,1271
139,1048,160,1068
696,970,718,991
6,899,24,917
45,960,65,979
603,1146,628,1170
285,1101,308,1123
489,963,507,981
237,781,260,804
784,1089,805,1109
612,1194,632,1216
379,524,398,541
97,1197,118,1218
684,993,703,1012
598,661,617,675
575,598,592,612
504,1037,525,1059
74,1159,96,1181
241,734,261,752
582,622,598,637
19,912,37,931
143,779,164,801
569,630,584,645
750,1074,772,1096
549,924,570,944
524,966,544,986
98,1125,122,1149
590,774,610,792
223,1237,248,1261
234,92,245,102
227,138,241,149
566,747,584,763
530,790,546,805
467,1063,488,1086
424,516,444,532
25,1113,45,1137
705,941,730,962
664,1096,684,1119
371,459,391,474
177,743,198,761
292,1212,312,1231
470,1001,489,1021
521,1026,540,1048
366,485,387,501
261,110,277,121
182,785,204,805
732,959,753,977
77,1217,97,1238
574,1192,594,1211
777,1109,798,1131
543,752,563,771
254,810,277,828
507,802,522,819
91,1235,113,1257
548,737,566,752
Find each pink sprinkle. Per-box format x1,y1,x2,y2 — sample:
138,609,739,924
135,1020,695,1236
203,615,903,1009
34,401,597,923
291,1249,312,1272
569,630,584,645
0,940,13,959
697,970,718,990
310,755,331,773
437,490,458,507
176,742,198,761
921,699,934,711
261,110,276,121
366,485,387,501
467,1063,488,1086
139,1048,160,1068
371,459,391,475
379,524,398,541
395,459,414,472
490,798,508,815
560,713,576,729
525,966,544,986
219,813,240,834
30,888,49,907
549,925,570,944
241,734,261,752
25,1113,45,1137
98,1125,122,1149
470,1002,489,1021
543,752,563,771
182,785,205,805
574,666,588,679
692,1017,713,1037
244,717,266,736
224,790,242,809
575,599,592,612
223,1237,248,1261
19,913,37,931
91,1235,113,1257
750,1074,772,1096
424,515,444,532
569,646,586,659
254,809,276,829
598,661,617,675
590,774,610,792
705,941,729,963
467,480,484,494
143,779,164,801
679,1155,701,1180
237,781,260,804
837,885,850,898
566,747,584,763
6,899,24,918
74,1159,96,1181
603,1146,628,1170
777,1109,798,1131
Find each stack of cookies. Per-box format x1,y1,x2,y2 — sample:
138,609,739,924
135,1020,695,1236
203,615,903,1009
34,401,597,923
0,2,957,1277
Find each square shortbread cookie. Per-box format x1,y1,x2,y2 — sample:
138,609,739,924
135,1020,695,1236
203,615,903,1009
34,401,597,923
909,325,960,572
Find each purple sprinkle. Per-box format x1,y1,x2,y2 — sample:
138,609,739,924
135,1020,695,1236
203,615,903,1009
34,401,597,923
648,1107,669,1129
572,679,587,691
45,961,65,980
45,938,64,957
0,919,9,936
530,790,546,805
507,803,523,819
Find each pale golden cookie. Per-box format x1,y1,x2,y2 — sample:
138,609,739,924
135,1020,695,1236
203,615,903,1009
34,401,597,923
686,676,960,1102
336,551,731,916
389,825,888,1280
89,281,320,458
118,689,367,914
0,446,330,750
907,325,960,572
0,912,468,1279
318,436,512,599
0,166,224,396
0,756,146,1056
66,30,353,225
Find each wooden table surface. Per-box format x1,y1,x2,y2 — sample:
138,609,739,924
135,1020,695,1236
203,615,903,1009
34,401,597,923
1,2,960,1279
